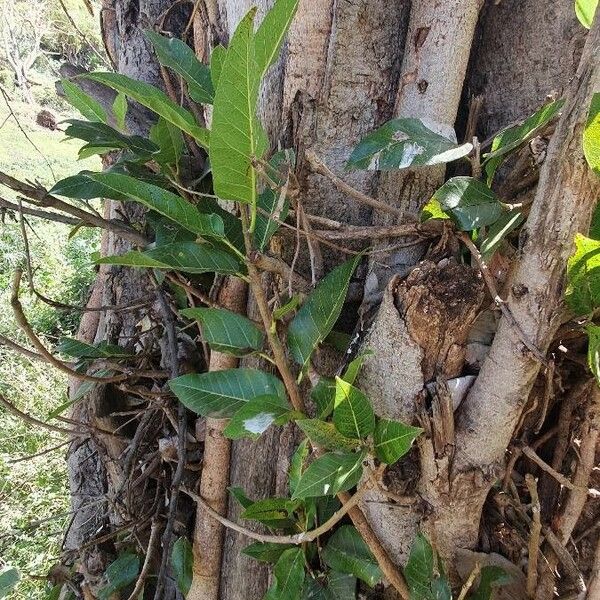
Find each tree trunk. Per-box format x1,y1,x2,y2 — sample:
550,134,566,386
62,1,600,598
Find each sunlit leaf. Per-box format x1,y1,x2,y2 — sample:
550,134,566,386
432,177,502,231
85,72,209,147
61,79,107,123
265,548,305,600
373,419,422,465
241,497,300,528
566,233,600,315
479,209,524,260
347,118,472,171
404,534,451,600
170,368,287,418
288,254,361,367
223,395,297,439
292,451,365,499
575,0,598,28
333,378,375,440
583,92,600,175
296,419,360,451
181,307,264,355
112,92,128,130
147,31,214,104
322,525,382,587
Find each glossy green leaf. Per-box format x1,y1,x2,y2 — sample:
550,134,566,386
170,368,286,418
0,567,19,599
149,117,184,167
210,9,262,204
479,209,525,260
483,99,564,183
374,419,422,465
147,30,214,104
587,324,600,385
566,233,600,315
98,553,139,600
289,438,310,495
182,307,264,356
171,537,193,596
469,566,511,600
85,72,209,147
333,378,375,440
322,525,381,587
148,213,196,246
404,533,451,600
210,44,227,86
61,79,107,123
326,571,357,599
576,0,598,28
288,254,361,367
347,118,472,171
63,119,159,159
292,450,365,499
310,377,336,419
296,419,360,451
273,294,301,321
57,337,133,359
223,395,297,439
254,0,299,77
51,172,224,239
341,352,371,385
421,198,450,223
584,92,600,175
243,542,296,563
265,548,305,600
241,497,300,528
112,92,127,130
432,176,502,231
95,242,241,275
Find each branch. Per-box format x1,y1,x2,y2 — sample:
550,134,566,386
0,196,80,225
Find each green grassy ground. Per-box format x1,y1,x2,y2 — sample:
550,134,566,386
0,98,100,599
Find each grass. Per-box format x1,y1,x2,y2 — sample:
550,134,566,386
0,95,100,599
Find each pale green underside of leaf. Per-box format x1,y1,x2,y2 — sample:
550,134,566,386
84,72,209,147
169,368,287,418
575,0,598,28
583,92,600,175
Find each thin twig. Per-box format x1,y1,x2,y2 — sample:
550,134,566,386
127,518,162,600
457,562,481,600
525,474,542,597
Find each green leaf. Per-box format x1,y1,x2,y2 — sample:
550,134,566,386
479,210,525,260
587,324,600,385
96,242,241,275
170,368,287,418
566,233,600,315
584,93,600,175
483,99,564,183
421,198,451,223
229,486,253,509
374,419,422,465
223,395,297,439
63,119,159,160
51,172,224,239
243,542,296,563
61,79,107,123
148,213,196,246
288,254,361,367
469,566,511,600
85,72,209,147
65,369,114,405
432,177,502,231
210,44,227,86
0,567,19,599
310,377,336,419
241,497,300,528
98,553,140,600
296,419,360,451
341,352,371,385
322,525,382,587
265,548,305,600
209,8,262,205
292,450,365,499
333,378,375,440
576,0,598,28
347,118,472,171
181,307,264,356
289,438,310,495
273,294,301,321
254,0,299,77
326,571,357,599
404,534,451,600
147,30,214,104
149,117,185,167
254,184,290,251
171,537,193,596
57,337,133,359
112,92,127,130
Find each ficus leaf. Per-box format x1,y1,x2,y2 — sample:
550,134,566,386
243,542,296,564
181,307,264,356
333,377,375,440
85,72,209,147
288,254,362,367
583,92,600,175
403,534,451,600
112,92,128,130
566,233,600,315
575,0,598,28
373,419,422,465
479,209,524,260
265,548,305,600
347,118,472,171
0,567,19,599
98,553,140,600
169,368,287,418
171,537,193,596
61,79,107,123
149,117,185,168
296,419,360,451
147,30,214,104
